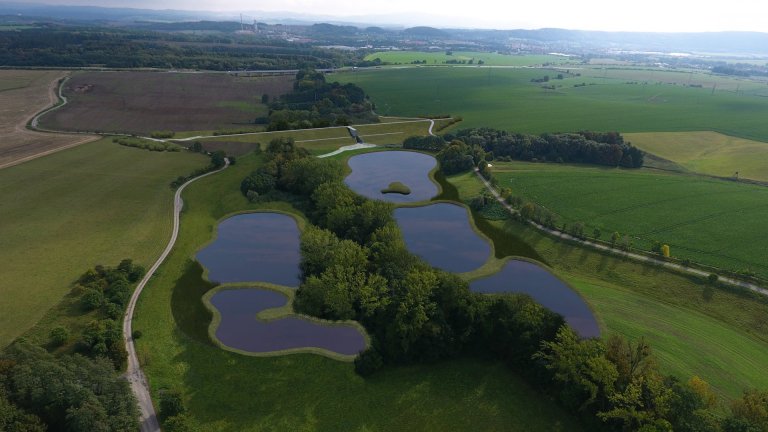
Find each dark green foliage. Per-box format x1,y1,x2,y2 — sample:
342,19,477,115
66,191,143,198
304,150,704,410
158,389,186,421
240,169,276,196
437,140,483,175
113,137,181,152
354,347,384,377
0,342,138,431
267,69,377,131
163,414,201,432
80,289,103,311
444,128,644,168
48,326,69,347
70,260,143,368
0,27,352,70
403,135,447,152
0,392,46,431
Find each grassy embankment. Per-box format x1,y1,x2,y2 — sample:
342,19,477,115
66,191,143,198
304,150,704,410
486,161,768,279
132,150,581,431
364,51,572,66
447,170,768,399
627,131,768,183
0,139,207,347
336,67,768,141
191,118,456,156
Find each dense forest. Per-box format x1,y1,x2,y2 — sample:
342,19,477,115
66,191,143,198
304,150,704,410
0,261,145,431
0,26,357,70
266,69,378,130
239,138,768,431
405,128,644,170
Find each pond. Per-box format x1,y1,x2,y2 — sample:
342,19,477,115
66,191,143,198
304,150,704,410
345,151,439,203
395,203,492,273
196,212,301,287
209,288,367,356
470,260,600,338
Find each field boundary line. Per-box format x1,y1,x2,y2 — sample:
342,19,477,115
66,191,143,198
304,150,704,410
123,159,230,432
472,169,768,298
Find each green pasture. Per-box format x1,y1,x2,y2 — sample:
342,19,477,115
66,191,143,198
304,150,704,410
132,151,581,431
578,66,768,94
0,139,207,347
489,161,768,278
627,131,768,182
364,51,572,66
448,172,768,399
335,67,768,141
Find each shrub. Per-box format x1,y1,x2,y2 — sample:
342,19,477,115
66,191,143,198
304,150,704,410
81,289,103,311
354,347,384,377
49,326,69,346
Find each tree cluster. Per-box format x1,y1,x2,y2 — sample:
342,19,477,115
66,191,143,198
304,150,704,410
0,26,354,70
0,343,139,432
71,260,145,369
266,69,378,131
449,128,644,168
170,150,228,189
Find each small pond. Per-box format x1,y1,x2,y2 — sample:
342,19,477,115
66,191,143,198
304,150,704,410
196,213,301,287
345,151,439,203
209,288,367,356
395,203,492,273
470,260,600,338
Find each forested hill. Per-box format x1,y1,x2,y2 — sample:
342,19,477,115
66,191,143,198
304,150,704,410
0,26,356,70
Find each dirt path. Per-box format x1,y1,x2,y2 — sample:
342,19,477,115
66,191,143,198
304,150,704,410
472,169,768,297
123,160,230,432
0,72,98,170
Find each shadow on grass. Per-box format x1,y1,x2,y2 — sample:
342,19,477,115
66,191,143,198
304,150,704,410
171,260,217,345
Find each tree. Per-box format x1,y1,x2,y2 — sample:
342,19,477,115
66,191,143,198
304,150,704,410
521,203,536,220
81,289,103,311
354,347,384,376
261,93,269,104
611,232,621,247
593,228,602,240
49,326,69,346
158,389,185,421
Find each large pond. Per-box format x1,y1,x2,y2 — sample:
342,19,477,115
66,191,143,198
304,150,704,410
196,213,301,287
209,288,367,356
395,203,492,273
470,260,600,338
345,151,439,203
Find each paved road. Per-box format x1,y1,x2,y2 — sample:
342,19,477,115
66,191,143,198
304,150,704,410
473,169,768,297
123,160,230,432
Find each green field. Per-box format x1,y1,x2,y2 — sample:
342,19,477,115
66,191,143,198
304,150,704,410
578,67,768,94
334,67,768,141
364,51,572,66
0,139,206,347
488,162,768,278
132,151,581,431
627,131,768,182
447,171,768,399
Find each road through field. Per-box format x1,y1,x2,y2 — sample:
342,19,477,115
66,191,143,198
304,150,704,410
123,159,230,432
472,170,768,298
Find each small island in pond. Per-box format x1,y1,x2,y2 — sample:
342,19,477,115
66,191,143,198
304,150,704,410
381,181,411,195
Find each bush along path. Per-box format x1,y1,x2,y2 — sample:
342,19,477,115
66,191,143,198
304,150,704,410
123,158,230,432
472,168,768,298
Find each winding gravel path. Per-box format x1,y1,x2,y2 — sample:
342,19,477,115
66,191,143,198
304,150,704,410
123,159,229,432
472,169,768,298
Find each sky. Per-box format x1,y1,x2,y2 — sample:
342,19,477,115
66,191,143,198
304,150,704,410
20,0,768,32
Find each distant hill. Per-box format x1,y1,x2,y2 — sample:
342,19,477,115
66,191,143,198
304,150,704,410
404,26,447,38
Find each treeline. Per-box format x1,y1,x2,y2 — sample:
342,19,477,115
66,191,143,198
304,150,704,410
0,261,145,431
0,26,356,70
113,137,180,152
404,128,644,168
266,69,378,130
237,140,768,430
